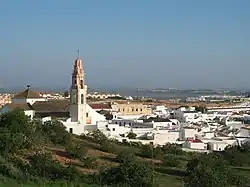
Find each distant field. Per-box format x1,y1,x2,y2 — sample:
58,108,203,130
91,99,234,109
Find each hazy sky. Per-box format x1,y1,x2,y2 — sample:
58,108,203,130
0,0,249,90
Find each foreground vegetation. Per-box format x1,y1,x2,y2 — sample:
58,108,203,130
0,109,250,186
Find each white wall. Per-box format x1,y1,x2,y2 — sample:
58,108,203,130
86,104,106,124
154,131,180,145
203,132,215,139
62,121,86,135
117,114,144,120
24,110,35,120
181,128,198,140
208,142,228,151
107,123,131,137
12,98,46,105
185,142,206,150
153,121,172,128
42,116,51,123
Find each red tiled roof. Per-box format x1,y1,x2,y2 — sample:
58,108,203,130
13,87,43,99
89,103,111,109
191,139,203,143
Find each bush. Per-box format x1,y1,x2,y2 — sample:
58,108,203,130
66,142,88,160
116,149,136,163
162,154,180,167
127,132,137,139
162,143,183,155
99,158,153,187
41,120,72,146
82,157,97,169
99,140,117,154
86,130,108,144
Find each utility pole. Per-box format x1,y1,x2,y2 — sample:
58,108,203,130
151,142,154,187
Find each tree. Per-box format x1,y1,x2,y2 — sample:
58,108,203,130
100,158,153,187
87,129,108,144
66,142,88,160
116,149,136,163
140,144,154,158
184,154,231,187
162,154,180,167
127,132,137,139
41,120,72,145
0,109,38,154
162,143,183,155
82,157,97,169
195,105,207,113
63,91,69,97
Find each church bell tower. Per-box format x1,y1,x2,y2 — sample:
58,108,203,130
69,51,87,123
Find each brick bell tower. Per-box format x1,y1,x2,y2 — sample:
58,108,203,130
69,50,87,123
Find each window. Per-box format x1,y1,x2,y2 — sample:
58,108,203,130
80,80,83,88
69,128,73,134
71,93,76,104
136,109,138,112
132,108,134,112
74,79,77,85
86,112,88,117
112,128,115,131
81,94,84,104
124,122,126,125
140,109,143,111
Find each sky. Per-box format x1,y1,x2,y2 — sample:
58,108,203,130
0,0,249,90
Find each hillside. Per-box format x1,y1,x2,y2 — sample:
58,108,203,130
0,109,250,187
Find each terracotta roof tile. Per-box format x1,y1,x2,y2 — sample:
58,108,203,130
32,100,70,112
13,88,43,99
89,103,111,109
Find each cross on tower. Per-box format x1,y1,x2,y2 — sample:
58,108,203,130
77,49,80,58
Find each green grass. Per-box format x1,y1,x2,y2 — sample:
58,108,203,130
0,182,98,187
156,173,183,187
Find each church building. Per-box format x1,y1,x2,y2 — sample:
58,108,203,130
62,55,106,134
0,54,107,134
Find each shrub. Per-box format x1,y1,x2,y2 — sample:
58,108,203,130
115,149,136,163
82,157,98,169
66,142,88,160
126,132,137,139
162,154,180,167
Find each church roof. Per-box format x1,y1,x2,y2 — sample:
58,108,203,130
13,85,43,99
32,100,69,112
3,103,33,111
31,100,112,113
89,103,112,110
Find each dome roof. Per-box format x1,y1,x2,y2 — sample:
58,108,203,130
13,85,43,99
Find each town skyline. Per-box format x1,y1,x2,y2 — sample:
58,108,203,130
0,0,249,90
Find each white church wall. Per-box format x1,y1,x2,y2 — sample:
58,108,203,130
117,114,144,120
12,98,46,105
86,104,106,124
107,124,131,136
62,121,86,135
24,110,35,120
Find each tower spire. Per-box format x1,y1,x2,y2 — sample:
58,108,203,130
77,49,80,59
